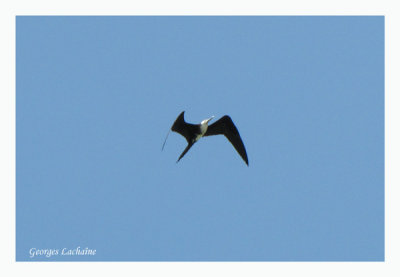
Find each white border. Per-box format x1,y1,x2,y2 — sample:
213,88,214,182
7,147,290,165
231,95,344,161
1,1,397,276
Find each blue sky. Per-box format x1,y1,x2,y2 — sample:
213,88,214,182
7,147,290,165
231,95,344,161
16,16,384,261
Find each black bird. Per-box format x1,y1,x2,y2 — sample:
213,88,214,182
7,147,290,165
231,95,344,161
162,111,249,165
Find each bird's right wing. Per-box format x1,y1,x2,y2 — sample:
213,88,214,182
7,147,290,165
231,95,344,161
204,116,249,165
171,111,198,143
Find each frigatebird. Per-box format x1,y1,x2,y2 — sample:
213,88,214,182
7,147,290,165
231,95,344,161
162,111,249,166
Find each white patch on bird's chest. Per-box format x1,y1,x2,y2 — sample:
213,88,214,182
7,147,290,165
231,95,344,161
194,123,208,142
200,123,208,134
194,134,202,142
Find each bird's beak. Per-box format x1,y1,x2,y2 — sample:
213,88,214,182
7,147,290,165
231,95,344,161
207,116,215,123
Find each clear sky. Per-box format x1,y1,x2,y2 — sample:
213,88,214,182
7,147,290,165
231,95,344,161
16,16,384,261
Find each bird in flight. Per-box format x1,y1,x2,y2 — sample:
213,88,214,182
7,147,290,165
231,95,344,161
162,111,249,166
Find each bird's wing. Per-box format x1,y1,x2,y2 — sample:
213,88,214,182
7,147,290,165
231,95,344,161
171,111,198,143
204,115,249,165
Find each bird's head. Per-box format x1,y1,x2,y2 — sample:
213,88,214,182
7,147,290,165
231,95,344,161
201,116,215,125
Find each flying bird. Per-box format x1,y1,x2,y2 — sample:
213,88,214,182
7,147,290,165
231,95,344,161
162,111,249,165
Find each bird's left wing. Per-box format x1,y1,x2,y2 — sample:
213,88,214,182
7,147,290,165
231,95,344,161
204,116,249,165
